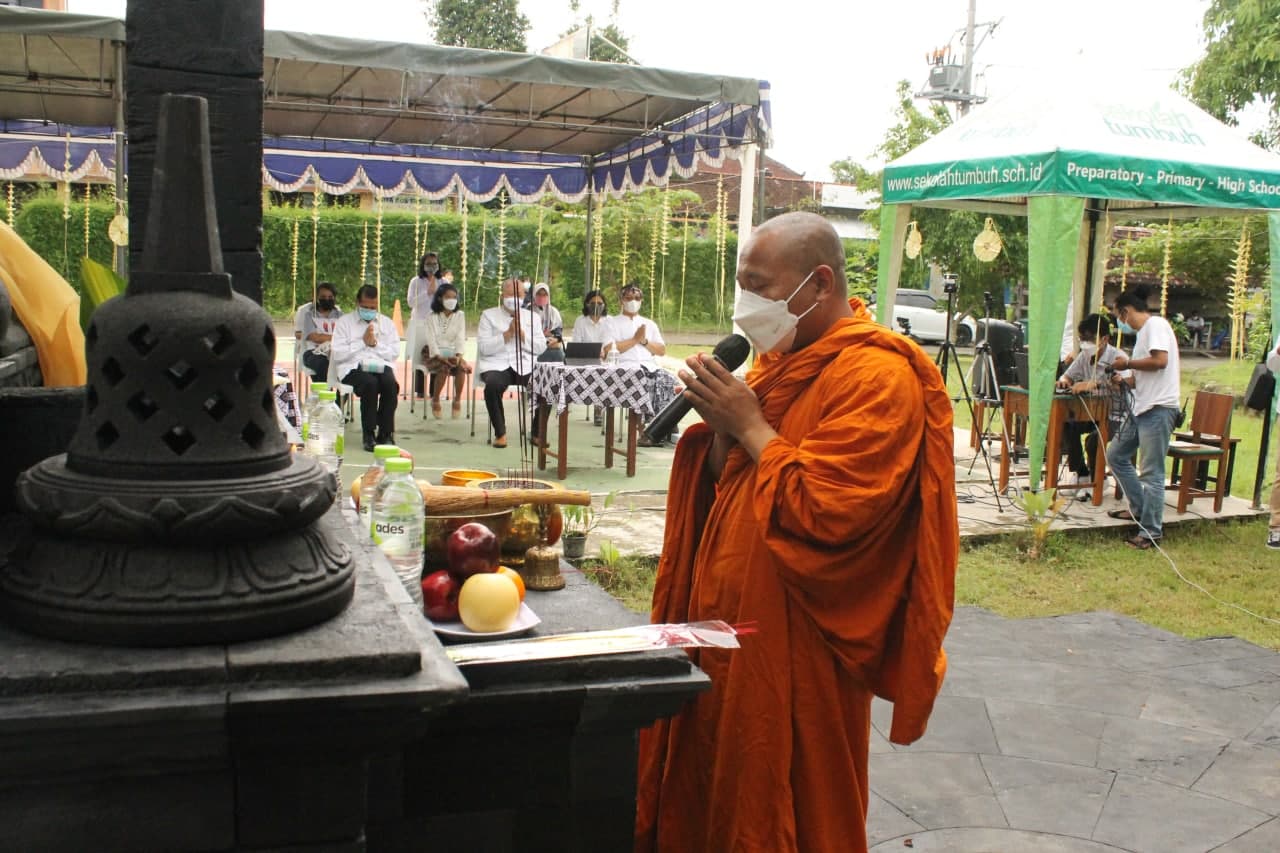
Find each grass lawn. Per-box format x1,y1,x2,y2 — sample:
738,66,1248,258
582,516,1280,650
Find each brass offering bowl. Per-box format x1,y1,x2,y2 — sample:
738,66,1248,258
468,478,564,566
421,506,513,573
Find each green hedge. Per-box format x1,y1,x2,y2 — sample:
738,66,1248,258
14,196,119,293
13,194,742,330
262,205,738,329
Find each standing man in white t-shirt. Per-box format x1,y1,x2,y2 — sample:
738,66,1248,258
1106,285,1181,549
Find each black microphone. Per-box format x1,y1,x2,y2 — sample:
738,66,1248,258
644,333,751,443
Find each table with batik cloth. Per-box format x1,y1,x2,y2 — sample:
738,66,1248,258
530,363,677,479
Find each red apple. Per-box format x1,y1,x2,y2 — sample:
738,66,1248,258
446,522,501,579
421,570,461,621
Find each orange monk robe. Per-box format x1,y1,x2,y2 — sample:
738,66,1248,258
636,298,958,853
0,222,87,387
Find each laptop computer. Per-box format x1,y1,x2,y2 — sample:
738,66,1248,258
564,341,603,366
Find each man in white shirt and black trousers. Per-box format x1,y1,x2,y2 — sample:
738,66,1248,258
332,284,401,452
1106,284,1181,550
476,277,547,448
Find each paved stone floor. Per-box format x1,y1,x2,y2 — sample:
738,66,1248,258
867,608,1280,852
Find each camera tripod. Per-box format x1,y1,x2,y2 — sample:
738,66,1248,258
935,287,1005,511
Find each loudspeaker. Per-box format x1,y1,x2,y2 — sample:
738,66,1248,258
973,319,1024,398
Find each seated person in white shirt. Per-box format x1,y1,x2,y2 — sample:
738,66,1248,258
421,281,471,419
331,284,401,452
476,277,547,448
298,281,343,382
570,289,612,346
603,282,666,367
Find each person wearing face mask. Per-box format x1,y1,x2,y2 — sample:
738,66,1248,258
298,281,343,384
636,213,957,853
407,252,441,398
1055,313,1128,497
571,289,611,344
1106,284,1181,550
476,277,546,448
332,285,401,451
421,282,471,418
530,282,565,362
603,283,665,368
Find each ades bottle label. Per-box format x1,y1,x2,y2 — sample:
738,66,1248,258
373,519,419,557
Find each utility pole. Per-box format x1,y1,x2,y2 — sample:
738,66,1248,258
958,0,976,118
917,2,1000,117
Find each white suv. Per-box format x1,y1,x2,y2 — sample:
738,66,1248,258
882,289,976,345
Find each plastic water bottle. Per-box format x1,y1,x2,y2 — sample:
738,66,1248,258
305,387,345,496
359,444,404,537
371,457,425,606
300,380,329,444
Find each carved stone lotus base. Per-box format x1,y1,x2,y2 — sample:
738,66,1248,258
0,516,354,646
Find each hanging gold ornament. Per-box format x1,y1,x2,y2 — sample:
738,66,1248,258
620,202,630,285
647,201,660,294
62,134,71,222
534,204,545,281
904,221,922,260
290,217,300,313
678,208,690,330
1159,216,1173,316
5,182,14,228
1229,219,1251,363
459,198,469,299
311,176,322,302
360,220,369,284
413,192,423,261
715,176,728,325
474,210,488,315
973,217,1003,262
108,215,128,247
496,190,507,285
592,194,605,288
374,195,384,292
82,183,92,259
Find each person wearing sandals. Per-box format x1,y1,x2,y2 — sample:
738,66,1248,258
1105,285,1181,550
421,282,470,419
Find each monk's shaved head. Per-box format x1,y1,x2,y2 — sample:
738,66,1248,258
737,212,852,351
747,212,847,293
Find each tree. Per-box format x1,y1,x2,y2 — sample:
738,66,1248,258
1183,0,1280,149
428,0,530,52
561,1,636,64
832,81,1027,316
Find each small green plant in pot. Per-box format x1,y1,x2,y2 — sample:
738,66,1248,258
560,492,615,559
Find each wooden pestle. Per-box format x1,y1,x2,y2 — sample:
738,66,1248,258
416,483,592,514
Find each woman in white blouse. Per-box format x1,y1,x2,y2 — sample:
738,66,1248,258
570,289,612,346
420,281,471,418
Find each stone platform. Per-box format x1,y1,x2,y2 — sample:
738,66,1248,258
867,607,1280,852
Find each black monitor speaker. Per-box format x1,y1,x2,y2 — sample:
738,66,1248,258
973,319,1024,398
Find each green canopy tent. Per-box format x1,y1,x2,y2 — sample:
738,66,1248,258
876,73,1280,491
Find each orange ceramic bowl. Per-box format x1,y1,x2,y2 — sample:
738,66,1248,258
441,469,499,488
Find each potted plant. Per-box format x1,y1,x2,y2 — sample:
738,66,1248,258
560,492,615,559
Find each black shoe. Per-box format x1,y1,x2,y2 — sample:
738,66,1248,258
376,433,394,446
362,435,376,452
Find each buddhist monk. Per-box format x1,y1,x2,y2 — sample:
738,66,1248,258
635,212,958,853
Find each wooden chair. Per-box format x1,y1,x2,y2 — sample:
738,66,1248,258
1166,391,1233,514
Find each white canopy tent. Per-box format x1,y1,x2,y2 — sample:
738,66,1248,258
877,70,1280,490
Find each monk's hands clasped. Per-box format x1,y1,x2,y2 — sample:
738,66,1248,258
679,353,771,449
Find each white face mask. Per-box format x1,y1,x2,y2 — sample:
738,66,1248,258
622,299,641,315
443,298,458,311
732,270,818,353
503,296,520,312
1079,341,1097,356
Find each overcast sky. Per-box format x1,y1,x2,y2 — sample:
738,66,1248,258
68,0,1219,181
